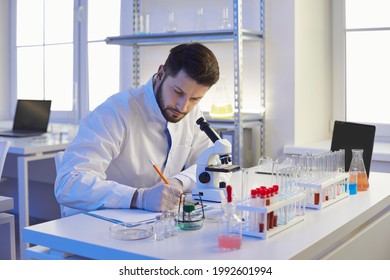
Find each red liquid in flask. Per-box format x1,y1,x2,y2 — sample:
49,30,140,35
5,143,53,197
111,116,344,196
218,234,242,250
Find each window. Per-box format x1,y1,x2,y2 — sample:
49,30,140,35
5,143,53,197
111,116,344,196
12,0,130,123
86,0,122,111
334,0,390,140
15,0,73,110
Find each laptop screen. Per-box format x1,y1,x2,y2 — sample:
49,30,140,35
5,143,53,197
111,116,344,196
12,100,52,132
330,120,376,177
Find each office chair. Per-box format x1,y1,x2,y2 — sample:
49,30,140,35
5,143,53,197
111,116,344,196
0,140,16,259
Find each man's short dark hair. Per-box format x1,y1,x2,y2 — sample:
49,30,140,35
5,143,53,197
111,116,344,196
163,42,220,87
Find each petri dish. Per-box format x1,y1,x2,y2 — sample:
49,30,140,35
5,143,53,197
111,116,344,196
109,223,153,240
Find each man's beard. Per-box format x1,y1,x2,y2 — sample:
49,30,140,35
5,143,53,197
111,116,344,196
155,79,186,123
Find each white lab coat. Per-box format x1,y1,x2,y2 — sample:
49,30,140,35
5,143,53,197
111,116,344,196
55,76,212,216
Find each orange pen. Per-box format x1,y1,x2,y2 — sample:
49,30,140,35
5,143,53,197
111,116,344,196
149,159,169,185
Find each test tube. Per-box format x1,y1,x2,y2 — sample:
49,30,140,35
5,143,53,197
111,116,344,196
259,188,266,233
249,189,257,232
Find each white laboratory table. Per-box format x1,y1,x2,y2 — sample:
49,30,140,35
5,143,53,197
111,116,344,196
0,131,70,259
23,172,390,260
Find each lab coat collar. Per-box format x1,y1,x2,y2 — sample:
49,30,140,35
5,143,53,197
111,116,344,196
144,75,167,124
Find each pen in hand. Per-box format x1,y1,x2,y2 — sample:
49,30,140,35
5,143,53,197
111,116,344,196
149,159,170,185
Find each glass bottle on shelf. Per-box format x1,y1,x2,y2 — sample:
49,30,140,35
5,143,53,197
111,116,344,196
349,149,369,191
218,185,242,250
195,8,206,31
164,11,177,33
219,7,232,29
209,77,233,119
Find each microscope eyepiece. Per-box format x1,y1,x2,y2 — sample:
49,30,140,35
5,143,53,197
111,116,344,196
196,117,221,143
196,117,206,126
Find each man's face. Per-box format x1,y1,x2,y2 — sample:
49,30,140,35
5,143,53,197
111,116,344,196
155,69,209,123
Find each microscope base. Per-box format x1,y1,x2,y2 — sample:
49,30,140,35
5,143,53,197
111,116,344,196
192,187,227,203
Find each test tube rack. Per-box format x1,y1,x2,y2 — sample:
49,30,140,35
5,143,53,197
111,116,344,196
296,172,349,210
236,192,306,239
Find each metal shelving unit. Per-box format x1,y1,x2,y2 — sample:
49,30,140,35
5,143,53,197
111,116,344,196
106,0,265,168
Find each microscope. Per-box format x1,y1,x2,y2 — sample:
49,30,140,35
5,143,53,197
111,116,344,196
192,117,240,202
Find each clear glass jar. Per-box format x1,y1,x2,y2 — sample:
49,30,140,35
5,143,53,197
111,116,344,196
349,149,369,191
218,203,242,250
153,215,165,241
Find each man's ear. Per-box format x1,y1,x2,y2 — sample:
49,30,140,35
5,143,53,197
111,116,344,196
157,65,165,80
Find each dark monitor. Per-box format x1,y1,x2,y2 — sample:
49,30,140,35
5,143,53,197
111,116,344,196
330,120,376,177
13,99,52,132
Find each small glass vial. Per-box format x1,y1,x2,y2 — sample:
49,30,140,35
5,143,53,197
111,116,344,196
218,185,242,250
161,211,171,238
153,215,164,241
168,211,177,236
349,149,369,191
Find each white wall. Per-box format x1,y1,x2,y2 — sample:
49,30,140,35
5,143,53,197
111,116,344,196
265,0,332,159
0,0,10,119
265,0,296,158
295,1,332,144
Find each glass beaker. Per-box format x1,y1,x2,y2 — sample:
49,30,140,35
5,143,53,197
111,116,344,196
217,185,242,250
349,149,369,191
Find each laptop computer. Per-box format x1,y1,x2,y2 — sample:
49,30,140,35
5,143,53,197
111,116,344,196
330,120,376,177
0,99,52,137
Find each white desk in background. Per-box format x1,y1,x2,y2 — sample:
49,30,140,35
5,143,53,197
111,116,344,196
0,128,70,259
24,172,390,260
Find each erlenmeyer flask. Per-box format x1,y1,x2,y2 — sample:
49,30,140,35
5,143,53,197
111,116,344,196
210,77,233,119
349,149,369,191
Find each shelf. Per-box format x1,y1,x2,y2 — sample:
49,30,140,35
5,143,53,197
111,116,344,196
105,29,263,46
204,112,263,129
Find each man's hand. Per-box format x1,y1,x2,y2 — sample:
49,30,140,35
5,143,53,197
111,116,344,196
134,179,183,212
